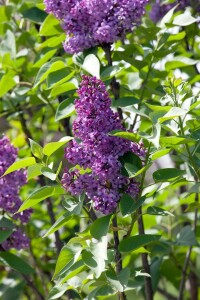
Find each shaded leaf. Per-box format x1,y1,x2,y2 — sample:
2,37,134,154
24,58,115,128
119,234,161,252
0,252,34,275
147,206,174,216
153,168,185,182
176,225,198,246
90,214,112,240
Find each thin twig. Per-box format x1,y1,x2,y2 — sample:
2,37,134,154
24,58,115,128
157,287,177,300
137,144,153,300
137,209,153,300
22,274,45,300
112,215,127,300
39,177,63,255
102,43,124,124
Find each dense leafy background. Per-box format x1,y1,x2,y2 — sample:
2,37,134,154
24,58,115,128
0,0,200,299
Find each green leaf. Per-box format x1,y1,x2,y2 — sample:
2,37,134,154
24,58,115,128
2,157,36,177
131,163,152,178
37,34,66,50
53,246,74,278
88,236,108,278
153,168,185,182
87,285,115,300
55,98,75,121
41,167,57,181
101,66,122,80
34,59,66,87
54,244,82,280
110,130,140,142
165,56,199,70
27,163,42,181
160,136,192,146
120,152,142,178
17,186,55,212
22,7,47,23
0,252,34,275
47,68,75,88
40,14,62,36
145,103,171,112
0,30,16,58
120,194,146,216
106,270,124,292
119,234,161,252
50,82,76,97
82,54,100,78
173,12,197,26
160,5,178,27
90,214,112,240
112,97,139,108
184,202,200,212
0,229,12,243
43,212,71,238
158,107,188,123
60,260,86,284
151,148,171,160
82,250,97,269
29,139,43,159
176,225,198,246
106,268,130,292
119,194,146,216
186,183,200,196
0,216,14,229
48,284,69,300
62,195,84,215
0,73,16,97
167,31,186,42
43,136,73,156
139,124,161,149
147,206,174,216
33,49,57,69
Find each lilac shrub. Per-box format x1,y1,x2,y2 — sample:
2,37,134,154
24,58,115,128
44,0,149,53
0,136,31,250
62,76,145,214
150,0,199,23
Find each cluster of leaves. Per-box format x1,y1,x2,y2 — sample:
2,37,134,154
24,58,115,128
0,0,200,299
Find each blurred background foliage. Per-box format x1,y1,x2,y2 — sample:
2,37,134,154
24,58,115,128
0,0,200,299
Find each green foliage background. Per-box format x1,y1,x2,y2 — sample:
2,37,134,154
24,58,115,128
0,0,200,299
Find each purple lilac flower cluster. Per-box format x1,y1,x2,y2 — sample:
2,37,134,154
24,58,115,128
0,136,31,251
44,0,149,53
62,76,145,214
150,0,199,23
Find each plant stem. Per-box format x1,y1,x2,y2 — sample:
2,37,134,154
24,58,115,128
138,210,154,300
130,58,154,131
22,274,45,300
103,43,127,300
102,43,124,123
157,288,177,300
39,177,63,255
112,215,127,300
137,144,153,300
178,196,198,300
